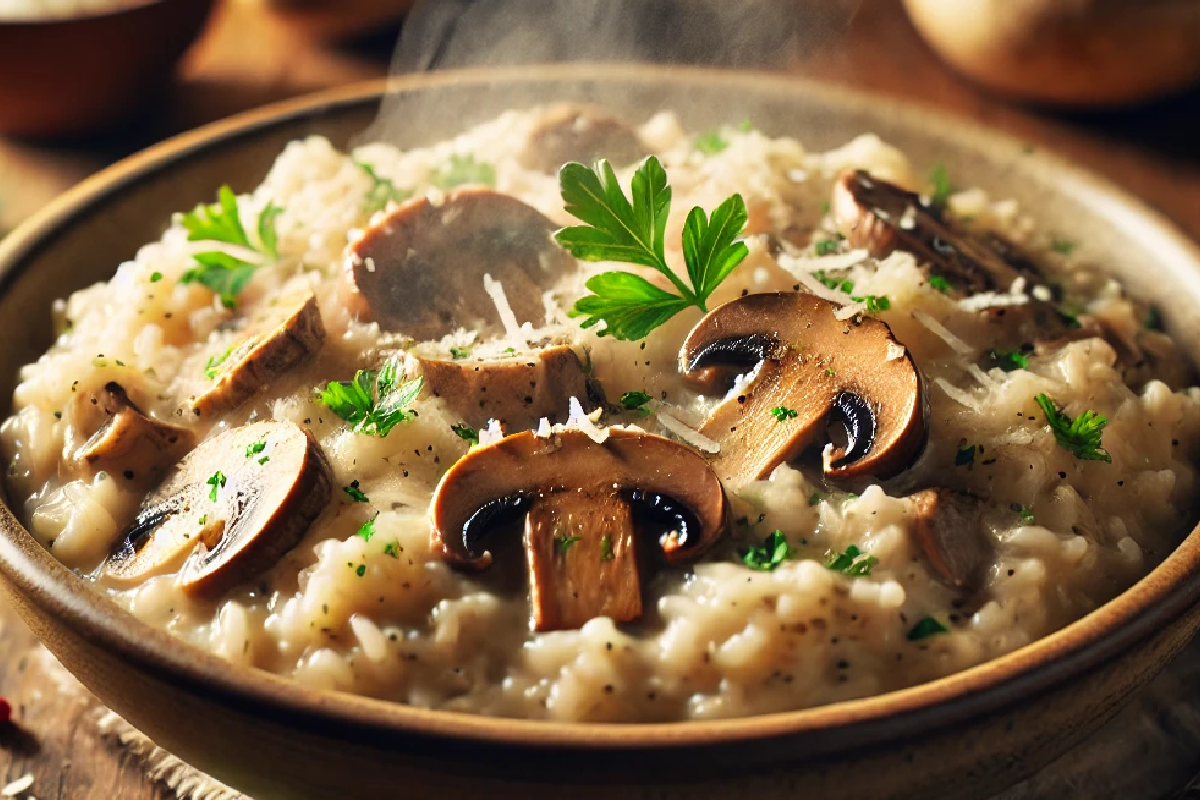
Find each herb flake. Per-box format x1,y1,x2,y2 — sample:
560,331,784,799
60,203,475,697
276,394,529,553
318,356,423,438
988,349,1029,372
451,423,479,447
356,160,411,215
955,444,976,466
206,470,227,502
742,530,796,571
600,535,614,562
343,480,369,503
556,534,582,556
434,154,496,188
906,616,949,641
355,518,376,542
825,544,878,576
1035,393,1111,463
245,441,266,458
770,405,798,422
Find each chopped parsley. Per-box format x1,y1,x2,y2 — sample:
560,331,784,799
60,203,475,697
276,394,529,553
1145,305,1163,331
814,238,841,256
149,271,163,283
1011,503,1035,523
355,518,376,542
179,186,281,309
814,269,854,293
807,492,823,507
555,156,749,340
449,346,472,360
355,564,367,577
451,423,479,447
694,130,729,155
1050,237,1077,255
928,163,953,207
928,275,952,294
770,405,798,422
741,530,796,571
1056,308,1083,329
812,270,890,314
198,515,208,526
620,391,653,412
206,470,227,502
600,535,614,562
342,480,369,503
556,534,582,556
906,616,949,641
258,456,270,465
244,440,266,458
433,154,496,188
1035,393,1111,463
824,368,836,378
955,444,976,466
853,294,891,313
988,349,1029,372
318,355,423,438
825,544,878,576
383,539,401,558
355,160,411,215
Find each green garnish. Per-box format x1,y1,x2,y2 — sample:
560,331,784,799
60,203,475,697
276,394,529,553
955,444,976,466
824,368,836,378
928,275,952,294
988,349,1029,372
258,456,270,465
694,131,729,155
852,294,891,313
434,154,496,188
1056,308,1083,329
342,480,369,503
451,423,479,447
149,271,163,283
179,186,281,309
318,356,423,438
449,346,471,360
355,518,376,542
555,156,749,341
245,441,266,458
928,163,953,207
1050,238,1077,255
383,539,401,559
620,391,653,412
906,616,949,641
814,269,854,293
206,470,226,502
503,347,516,355
812,270,890,314
1145,305,1163,331
825,544,878,577
355,564,367,577
770,406,798,422
556,534,582,556
741,530,796,572
814,238,841,256
204,347,233,379
807,492,823,507
1011,503,1034,523
356,160,411,215
600,535,614,562
198,515,208,526
736,118,753,132
1035,393,1111,463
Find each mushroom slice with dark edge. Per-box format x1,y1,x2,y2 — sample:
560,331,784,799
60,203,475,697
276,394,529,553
419,345,600,429
429,428,728,631
831,169,1037,294
63,382,195,482
343,188,577,340
190,292,325,418
908,488,991,590
518,104,647,175
679,292,928,486
101,420,332,597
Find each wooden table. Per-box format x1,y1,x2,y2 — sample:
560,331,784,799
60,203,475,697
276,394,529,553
1,0,1197,796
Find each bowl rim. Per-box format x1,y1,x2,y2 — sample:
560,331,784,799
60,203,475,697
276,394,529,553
2,63,1200,753
0,0,179,26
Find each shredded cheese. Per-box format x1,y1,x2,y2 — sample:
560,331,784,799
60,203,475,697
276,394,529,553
885,342,906,361
2,775,34,798
934,378,982,412
834,302,868,321
564,396,608,444
534,417,552,439
792,270,855,306
777,249,871,277
957,277,1030,312
912,309,973,355
656,410,720,453
477,419,505,447
482,274,529,350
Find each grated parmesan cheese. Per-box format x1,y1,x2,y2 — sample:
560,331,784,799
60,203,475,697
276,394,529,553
482,274,529,350
2,775,34,798
657,410,720,453
834,302,868,321
912,309,973,355
477,419,505,446
534,417,552,438
564,396,608,444
934,377,982,412
885,342,906,361
777,249,871,277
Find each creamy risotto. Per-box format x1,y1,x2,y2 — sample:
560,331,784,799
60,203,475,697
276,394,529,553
3,106,1198,722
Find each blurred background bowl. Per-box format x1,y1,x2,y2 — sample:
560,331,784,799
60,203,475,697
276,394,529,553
0,0,215,139
903,0,1200,107
263,0,413,42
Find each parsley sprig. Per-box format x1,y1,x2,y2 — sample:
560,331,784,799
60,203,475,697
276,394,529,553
318,356,423,438
356,160,411,215
742,530,796,571
1035,393,1112,463
555,156,749,340
179,186,281,309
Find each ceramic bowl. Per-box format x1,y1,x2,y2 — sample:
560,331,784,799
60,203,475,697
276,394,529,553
1,67,1200,800
0,0,215,138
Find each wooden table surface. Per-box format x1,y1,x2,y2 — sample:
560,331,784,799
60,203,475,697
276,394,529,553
1,0,1198,797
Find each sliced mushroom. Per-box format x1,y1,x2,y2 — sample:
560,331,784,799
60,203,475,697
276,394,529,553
831,169,1037,294
429,428,728,631
101,421,332,597
343,189,577,340
190,292,325,418
908,488,991,590
419,345,599,429
680,292,928,486
518,104,647,174
63,382,195,482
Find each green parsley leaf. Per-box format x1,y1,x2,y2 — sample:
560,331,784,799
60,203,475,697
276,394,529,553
825,544,878,576
318,356,423,438
851,294,891,313
355,160,411,215
600,535,614,562
694,130,729,155
355,518,376,542
149,271,163,283
556,534,582,556
620,391,653,411
824,368,836,378
1035,393,1112,463
451,423,479,447
449,346,471,360
928,163,953,207
179,186,282,309
1010,503,1034,523
555,156,748,340
988,349,1029,372
383,539,401,558
906,616,949,641
955,444,976,466
1050,237,1077,255
928,275,952,294
736,117,754,132
245,441,266,458
434,154,495,188
258,456,270,465
206,470,226,502
198,515,208,526
770,405,798,422
741,530,796,571
181,185,250,248
342,480,369,503
182,253,259,310
813,269,853,293
1057,308,1083,329
807,492,823,507
815,238,840,256
1145,305,1163,331
355,564,367,577
205,346,233,380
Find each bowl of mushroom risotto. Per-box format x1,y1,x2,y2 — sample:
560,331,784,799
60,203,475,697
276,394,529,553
2,66,1200,800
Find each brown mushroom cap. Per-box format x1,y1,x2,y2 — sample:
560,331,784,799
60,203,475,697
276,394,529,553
63,382,195,483
190,292,325,418
680,292,928,486
101,421,332,597
343,189,577,340
909,488,991,590
419,345,598,429
518,104,647,175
